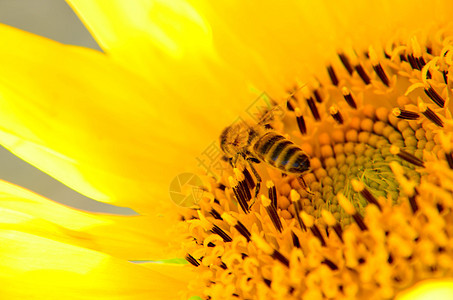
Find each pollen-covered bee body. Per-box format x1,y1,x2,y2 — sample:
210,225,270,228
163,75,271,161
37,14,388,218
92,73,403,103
220,121,310,175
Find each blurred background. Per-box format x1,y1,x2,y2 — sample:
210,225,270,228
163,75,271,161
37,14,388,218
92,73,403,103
0,0,134,214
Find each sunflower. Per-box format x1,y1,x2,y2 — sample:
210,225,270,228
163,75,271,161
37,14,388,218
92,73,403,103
1,0,453,299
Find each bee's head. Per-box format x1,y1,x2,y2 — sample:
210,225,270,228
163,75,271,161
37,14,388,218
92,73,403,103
219,122,253,157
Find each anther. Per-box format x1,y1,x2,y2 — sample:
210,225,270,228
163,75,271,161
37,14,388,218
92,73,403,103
407,53,420,70
351,179,382,211
211,224,232,242
266,180,277,208
261,195,283,233
354,63,371,84
389,161,417,207
442,70,448,84
392,108,420,120
234,168,252,202
185,254,200,267
342,87,357,109
411,36,426,70
313,89,323,103
291,231,301,248
408,190,419,214
439,132,453,169
329,105,344,124
300,211,326,246
295,108,307,135
418,100,443,127
338,52,354,75
228,176,249,213
286,95,297,112
369,47,390,86
424,86,445,108
322,258,339,270
290,190,307,231
222,213,251,242
242,167,256,190
210,209,223,220
322,210,343,242
327,65,339,86
306,97,321,121
390,145,425,167
251,233,289,267
338,193,368,231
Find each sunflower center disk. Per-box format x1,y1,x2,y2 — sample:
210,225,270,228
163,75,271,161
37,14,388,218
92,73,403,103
178,28,453,299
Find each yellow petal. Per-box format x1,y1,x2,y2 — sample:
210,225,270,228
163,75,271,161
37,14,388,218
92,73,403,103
0,179,176,260
0,230,189,299
66,0,214,61
0,23,225,211
396,279,453,300
187,1,453,96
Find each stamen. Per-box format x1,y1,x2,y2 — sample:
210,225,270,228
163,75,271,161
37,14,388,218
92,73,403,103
306,97,321,120
211,224,233,242
439,132,453,169
234,168,252,202
261,195,283,233
338,52,354,75
251,233,289,267
286,95,297,112
327,65,339,86
354,63,371,84
408,191,419,214
424,86,445,108
442,70,448,84
300,211,326,246
389,161,418,202
228,176,249,213
322,258,339,270
242,167,256,190
291,231,301,248
351,179,382,211
210,209,223,220
290,190,307,231
392,108,420,120
342,87,357,109
407,53,420,70
313,89,323,103
266,180,277,208
329,105,344,124
295,108,307,135
390,145,425,167
418,100,443,127
338,193,367,231
222,213,251,242
369,47,390,86
411,36,426,69
185,254,200,267
322,210,344,242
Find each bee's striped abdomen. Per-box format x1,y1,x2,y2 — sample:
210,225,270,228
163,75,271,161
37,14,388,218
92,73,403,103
253,132,310,174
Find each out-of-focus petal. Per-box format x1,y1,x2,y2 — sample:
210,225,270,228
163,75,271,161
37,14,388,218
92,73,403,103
0,23,225,212
0,230,190,299
396,279,453,300
0,179,176,260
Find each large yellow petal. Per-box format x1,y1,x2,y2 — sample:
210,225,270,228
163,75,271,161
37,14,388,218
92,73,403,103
0,23,228,211
0,230,192,299
0,179,176,260
67,0,453,102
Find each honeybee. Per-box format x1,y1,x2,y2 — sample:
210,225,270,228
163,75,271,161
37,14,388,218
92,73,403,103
219,111,311,199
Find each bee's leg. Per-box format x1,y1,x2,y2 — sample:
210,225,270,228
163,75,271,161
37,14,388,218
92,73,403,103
246,159,262,208
298,175,314,195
